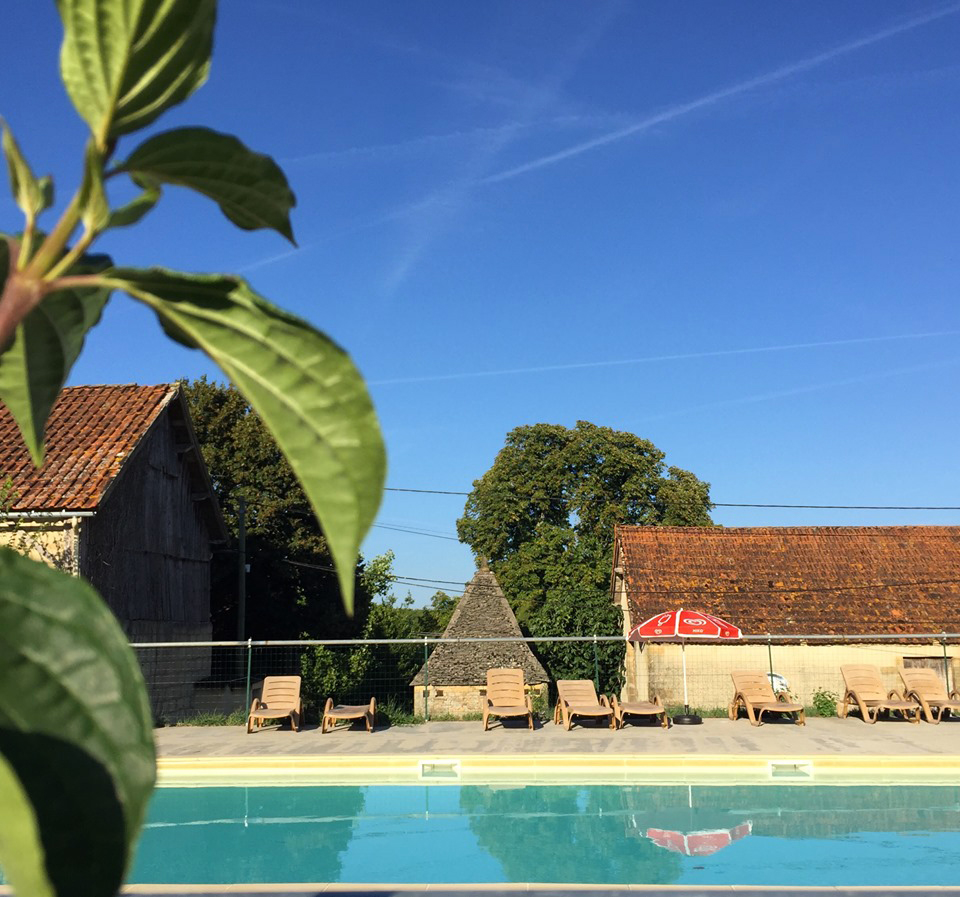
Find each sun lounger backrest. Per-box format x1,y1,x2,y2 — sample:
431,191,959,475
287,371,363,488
487,668,525,705
730,671,777,703
557,679,600,705
900,667,948,700
841,665,887,702
260,676,301,708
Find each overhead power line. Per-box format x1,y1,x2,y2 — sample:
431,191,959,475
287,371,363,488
384,487,960,511
372,523,460,541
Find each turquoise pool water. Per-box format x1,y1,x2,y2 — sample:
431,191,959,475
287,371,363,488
129,784,960,886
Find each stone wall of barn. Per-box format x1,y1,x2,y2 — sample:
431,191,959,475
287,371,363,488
621,639,960,712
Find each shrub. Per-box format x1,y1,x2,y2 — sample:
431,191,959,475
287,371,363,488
812,688,839,717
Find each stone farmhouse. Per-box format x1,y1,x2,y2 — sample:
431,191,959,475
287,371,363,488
611,525,960,711
411,563,549,718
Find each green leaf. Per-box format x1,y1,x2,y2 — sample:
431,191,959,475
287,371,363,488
103,266,385,610
107,186,161,230
0,548,156,897
2,121,48,221
57,0,216,142
0,253,111,465
78,142,110,233
0,751,53,897
117,128,296,242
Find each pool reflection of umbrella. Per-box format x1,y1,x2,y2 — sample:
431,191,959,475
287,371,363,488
646,820,752,856
627,609,742,725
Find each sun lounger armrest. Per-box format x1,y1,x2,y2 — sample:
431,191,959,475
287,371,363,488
249,697,261,713
888,689,906,701
599,694,611,708
951,690,960,701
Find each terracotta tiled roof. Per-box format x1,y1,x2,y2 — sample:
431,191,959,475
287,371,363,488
614,525,960,637
0,384,176,511
411,566,549,685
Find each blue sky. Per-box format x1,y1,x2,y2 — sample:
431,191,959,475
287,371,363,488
4,2,959,603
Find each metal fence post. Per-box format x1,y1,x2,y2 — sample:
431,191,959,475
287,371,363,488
942,632,951,693
593,634,600,690
423,637,429,721
244,638,253,713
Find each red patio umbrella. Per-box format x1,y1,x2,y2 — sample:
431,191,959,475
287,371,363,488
628,609,742,724
646,820,752,857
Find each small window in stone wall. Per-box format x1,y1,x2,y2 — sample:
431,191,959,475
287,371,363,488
435,689,444,696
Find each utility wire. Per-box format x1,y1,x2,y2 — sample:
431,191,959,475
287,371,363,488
372,523,460,541
384,486,960,510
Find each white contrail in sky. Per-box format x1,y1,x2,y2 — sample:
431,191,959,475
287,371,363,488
368,330,960,386
482,3,960,185
636,357,960,424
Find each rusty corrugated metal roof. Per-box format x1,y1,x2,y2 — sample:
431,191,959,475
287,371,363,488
614,525,960,636
0,384,175,511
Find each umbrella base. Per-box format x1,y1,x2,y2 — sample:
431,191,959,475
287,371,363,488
672,713,703,725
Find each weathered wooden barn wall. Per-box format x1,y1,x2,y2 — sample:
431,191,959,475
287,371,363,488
79,405,215,721
80,410,214,642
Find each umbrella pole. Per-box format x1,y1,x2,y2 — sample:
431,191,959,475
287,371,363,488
672,640,702,726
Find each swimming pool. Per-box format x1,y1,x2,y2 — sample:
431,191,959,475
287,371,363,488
130,783,960,886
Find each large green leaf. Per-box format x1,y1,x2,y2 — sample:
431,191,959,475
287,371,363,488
0,751,53,897
56,0,215,142
0,252,111,464
117,128,296,242
0,548,156,897
1,121,52,221
102,266,386,610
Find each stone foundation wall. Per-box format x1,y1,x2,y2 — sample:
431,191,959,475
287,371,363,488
413,682,549,718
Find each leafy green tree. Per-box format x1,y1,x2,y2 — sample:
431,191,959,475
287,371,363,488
0,4,384,896
301,554,460,712
457,421,711,690
183,377,373,639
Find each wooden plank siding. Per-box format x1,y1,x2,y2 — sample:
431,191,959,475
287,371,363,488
80,404,214,642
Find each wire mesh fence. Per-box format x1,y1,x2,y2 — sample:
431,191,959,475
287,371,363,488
134,633,960,726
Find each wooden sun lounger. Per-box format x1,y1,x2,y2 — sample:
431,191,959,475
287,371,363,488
899,667,960,724
321,697,377,733
482,668,534,731
247,675,303,733
611,694,668,729
839,664,920,724
554,679,614,730
728,670,805,727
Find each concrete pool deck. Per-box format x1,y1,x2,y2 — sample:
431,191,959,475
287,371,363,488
156,714,960,758
155,716,960,786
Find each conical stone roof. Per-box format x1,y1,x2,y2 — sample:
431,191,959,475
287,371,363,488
410,565,549,685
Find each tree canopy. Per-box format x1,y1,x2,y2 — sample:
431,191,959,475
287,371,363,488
183,377,372,639
456,421,712,689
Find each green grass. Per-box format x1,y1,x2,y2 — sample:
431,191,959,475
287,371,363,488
664,704,729,719
173,709,248,727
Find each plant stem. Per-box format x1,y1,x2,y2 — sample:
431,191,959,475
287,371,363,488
45,225,98,280
22,191,83,279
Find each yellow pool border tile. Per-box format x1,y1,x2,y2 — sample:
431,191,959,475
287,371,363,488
157,752,960,787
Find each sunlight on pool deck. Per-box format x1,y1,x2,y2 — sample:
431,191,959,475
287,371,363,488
156,717,960,786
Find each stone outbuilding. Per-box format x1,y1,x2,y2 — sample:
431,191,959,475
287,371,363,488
611,525,960,712
411,563,549,718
